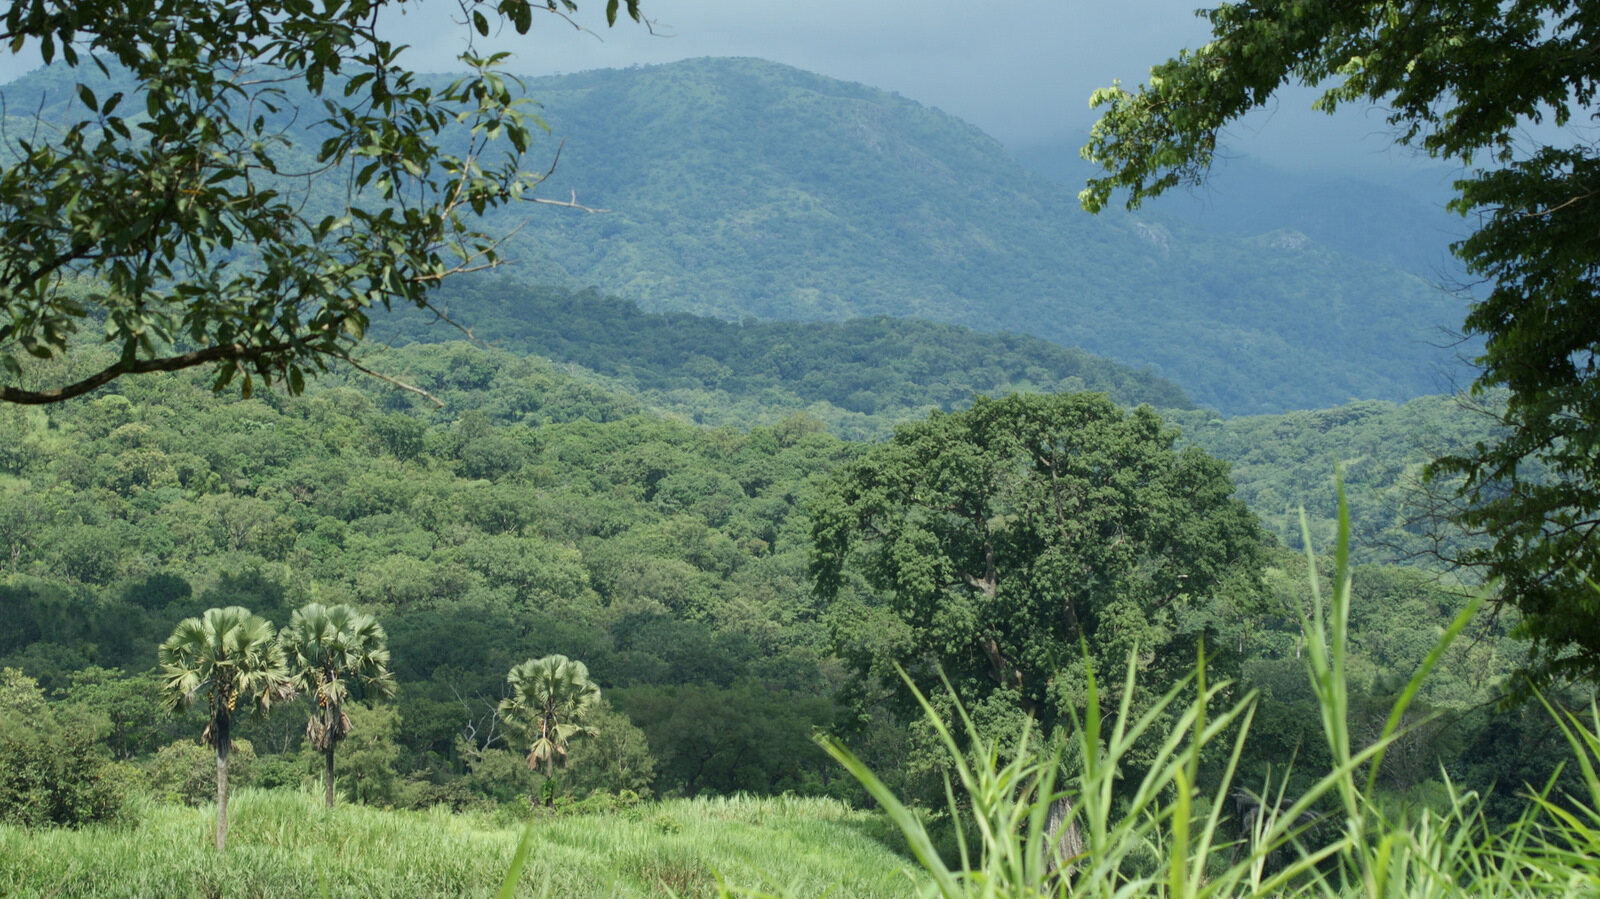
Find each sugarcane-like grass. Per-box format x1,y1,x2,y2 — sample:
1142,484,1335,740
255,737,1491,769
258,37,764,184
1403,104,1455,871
13,494,1600,898
822,492,1600,898
0,790,920,898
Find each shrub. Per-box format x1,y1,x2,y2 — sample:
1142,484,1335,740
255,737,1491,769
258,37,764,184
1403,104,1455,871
146,738,256,805
0,668,126,827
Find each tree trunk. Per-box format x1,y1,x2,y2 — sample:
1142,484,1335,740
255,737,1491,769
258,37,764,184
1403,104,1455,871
1043,794,1082,883
324,745,337,809
214,723,231,852
544,753,555,807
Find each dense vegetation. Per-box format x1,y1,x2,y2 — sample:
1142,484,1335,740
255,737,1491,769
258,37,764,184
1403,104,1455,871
1,57,1468,414
389,281,1490,566
1080,0,1600,697
0,789,917,897
1174,394,1505,565
0,0,639,405
0,340,1549,841
0,344,863,810
812,391,1268,793
1,0,1595,886
499,57,1475,415
382,279,1191,437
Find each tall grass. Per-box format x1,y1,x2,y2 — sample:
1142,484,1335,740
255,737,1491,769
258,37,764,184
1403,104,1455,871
820,489,1600,898
12,491,1600,898
0,790,920,898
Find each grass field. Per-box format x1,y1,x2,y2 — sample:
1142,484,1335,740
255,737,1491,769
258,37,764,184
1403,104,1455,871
13,507,1600,899
0,790,923,898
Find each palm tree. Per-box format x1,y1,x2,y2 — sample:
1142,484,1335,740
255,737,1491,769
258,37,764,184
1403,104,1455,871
499,654,601,806
158,606,293,850
280,603,396,808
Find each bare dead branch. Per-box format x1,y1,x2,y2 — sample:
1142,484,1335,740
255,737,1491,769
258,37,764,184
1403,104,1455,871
332,351,444,407
529,189,608,212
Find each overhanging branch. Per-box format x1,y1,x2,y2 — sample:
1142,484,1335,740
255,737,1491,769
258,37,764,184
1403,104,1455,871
0,340,296,404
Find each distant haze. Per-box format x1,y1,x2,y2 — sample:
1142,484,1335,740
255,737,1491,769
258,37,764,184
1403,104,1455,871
385,0,1428,175
0,0,1440,176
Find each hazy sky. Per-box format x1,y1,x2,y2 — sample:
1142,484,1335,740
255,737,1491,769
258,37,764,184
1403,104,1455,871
0,0,1433,173
377,0,1430,173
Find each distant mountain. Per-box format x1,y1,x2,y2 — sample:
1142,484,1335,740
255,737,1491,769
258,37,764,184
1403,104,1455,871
471,58,1473,414
1010,139,1471,285
1,57,1477,414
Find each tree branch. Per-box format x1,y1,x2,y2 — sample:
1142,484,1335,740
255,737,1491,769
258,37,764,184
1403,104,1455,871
0,340,297,405
332,351,443,408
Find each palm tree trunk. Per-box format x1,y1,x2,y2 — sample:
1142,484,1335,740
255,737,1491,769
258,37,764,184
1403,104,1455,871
545,753,555,807
215,719,231,851
1044,795,1081,883
324,745,337,808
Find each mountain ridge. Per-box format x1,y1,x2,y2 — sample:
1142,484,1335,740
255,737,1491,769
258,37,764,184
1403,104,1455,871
478,57,1475,414
0,56,1477,414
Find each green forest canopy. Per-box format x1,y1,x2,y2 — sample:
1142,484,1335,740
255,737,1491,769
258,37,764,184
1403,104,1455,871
1081,0,1600,690
0,341,1535,821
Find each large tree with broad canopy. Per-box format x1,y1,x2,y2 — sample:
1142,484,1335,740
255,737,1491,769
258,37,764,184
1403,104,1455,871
1078,0,1600,690
810,392,1266,741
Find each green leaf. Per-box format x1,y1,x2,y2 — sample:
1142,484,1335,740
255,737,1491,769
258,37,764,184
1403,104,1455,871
497,814,539,899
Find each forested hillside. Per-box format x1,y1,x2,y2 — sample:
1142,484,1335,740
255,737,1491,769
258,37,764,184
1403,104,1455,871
1176,394,1503,565
1,346,857,803
8,0,1600,887
0,341,1548,834
1011,139,1469,285
471,57,1472,414
1,57,1470,414
386,282,1494,564
384,279,1190,437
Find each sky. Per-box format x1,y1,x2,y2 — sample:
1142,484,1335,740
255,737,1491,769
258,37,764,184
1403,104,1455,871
0,0,1437,175
375,0,1432,174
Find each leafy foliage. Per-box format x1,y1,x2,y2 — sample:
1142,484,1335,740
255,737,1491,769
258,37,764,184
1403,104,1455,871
2,54,1470,413
500,654,601,804
811,393,1268,750
0,0,639,404
1171,394,1503,565
146,737,257,806
1078,0,1600,690
1435,148,1600,688
0,668,125,827
158,605,292,848
386,279,1194,436
0,341,1530,814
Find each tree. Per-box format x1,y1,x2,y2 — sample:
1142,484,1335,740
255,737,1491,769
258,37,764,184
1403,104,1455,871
0,668,126,827
1077,0,1600,689
280,602,395,808
563,699,656,797
498,654,600,806
62,666,172,761
158,606,292,850
0,0,642,405
810,393,1265,740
